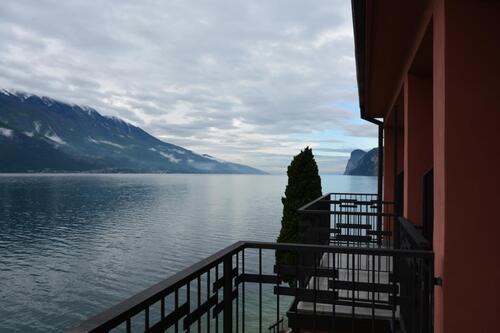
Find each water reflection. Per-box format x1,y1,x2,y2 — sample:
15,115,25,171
0,174,375,332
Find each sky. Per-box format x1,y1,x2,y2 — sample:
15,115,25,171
0,0,377,174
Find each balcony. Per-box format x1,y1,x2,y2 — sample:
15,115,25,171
68,193,434,333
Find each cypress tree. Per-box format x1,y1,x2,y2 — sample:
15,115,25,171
276,147,322,275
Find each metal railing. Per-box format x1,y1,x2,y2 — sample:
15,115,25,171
295,193,434,333
397,217,433,333
68,193,434,333
67,241,433,333
298,193,396,249
267,317,284,333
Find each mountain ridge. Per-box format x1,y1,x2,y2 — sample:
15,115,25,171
344,148,378,176
0,89,265,174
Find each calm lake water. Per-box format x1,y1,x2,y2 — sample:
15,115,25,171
0,174,376,332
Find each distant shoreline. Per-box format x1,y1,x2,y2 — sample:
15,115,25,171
0,172,270,175
0,172,375,177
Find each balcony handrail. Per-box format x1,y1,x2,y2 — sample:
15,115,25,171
67,241,246,333
297,192,331,211
299,209,395,216
321,191,383,196
67,240,433,333
245,241,433,257
325,199,394,205
297,192,386,211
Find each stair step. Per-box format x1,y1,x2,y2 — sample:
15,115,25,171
329,280,399,293
337,223,372,229
339,203,358,208
274,265,338,278
274,286,338,303
367,230,392,236
338,199,358,203
333,235,373,243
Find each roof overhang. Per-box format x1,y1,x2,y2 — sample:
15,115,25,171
352,0,433,119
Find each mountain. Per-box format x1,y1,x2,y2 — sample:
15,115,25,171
0,89,265,174
344,148,378,176
344,149,366,174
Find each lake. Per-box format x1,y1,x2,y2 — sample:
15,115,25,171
0,174,376,332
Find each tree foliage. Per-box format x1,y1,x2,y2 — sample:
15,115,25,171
276,147,322,272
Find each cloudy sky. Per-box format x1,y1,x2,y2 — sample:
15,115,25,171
0,0,377,174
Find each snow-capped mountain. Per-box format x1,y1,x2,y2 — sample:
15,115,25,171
0,89,265,174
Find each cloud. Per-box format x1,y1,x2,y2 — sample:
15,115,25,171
342,122,379,137
0,0,376,173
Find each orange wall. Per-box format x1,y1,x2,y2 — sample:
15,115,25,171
404,74,433,225
433,1,500,333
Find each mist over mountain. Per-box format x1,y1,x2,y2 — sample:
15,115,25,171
0,89,265,174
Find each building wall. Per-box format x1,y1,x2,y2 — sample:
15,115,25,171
383,105,405,235
369,3,500,331
433,1,500,332
383,106,404,208
383,118,395,208
403,74,433,225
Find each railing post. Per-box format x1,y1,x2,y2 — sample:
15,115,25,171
428,255,435,333
318,198,330,245
223,255,233,333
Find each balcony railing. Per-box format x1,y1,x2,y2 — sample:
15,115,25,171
397,217,433,333
297,193,396,248
296,193,435,333
68,193,434,333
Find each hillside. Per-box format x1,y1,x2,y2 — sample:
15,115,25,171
0,89,265,174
